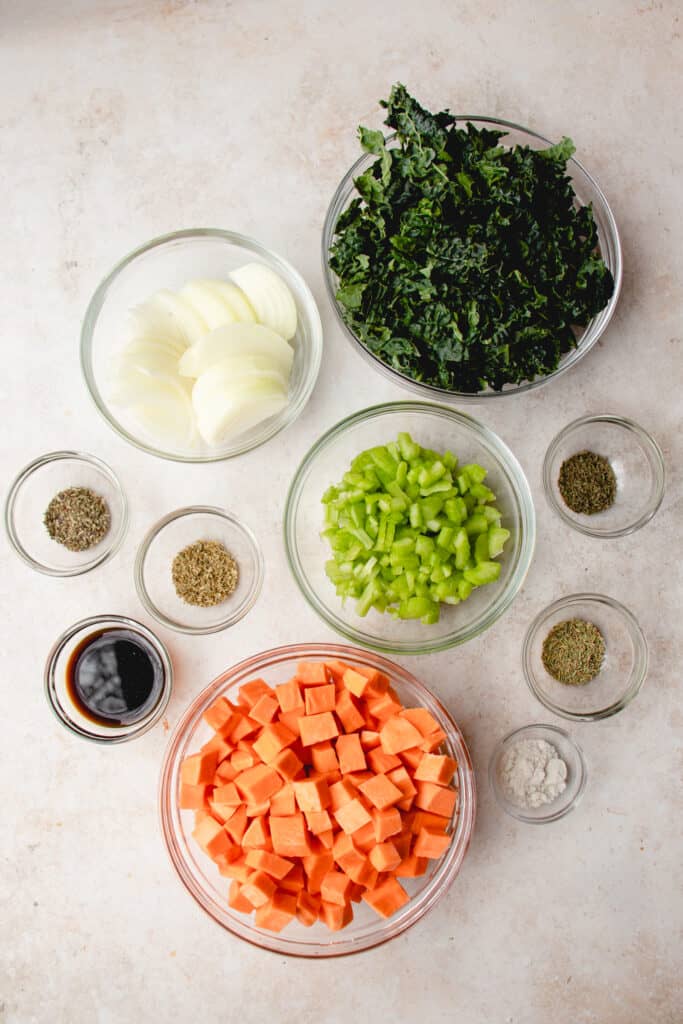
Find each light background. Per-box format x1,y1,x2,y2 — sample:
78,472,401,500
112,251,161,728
1,2,681,1022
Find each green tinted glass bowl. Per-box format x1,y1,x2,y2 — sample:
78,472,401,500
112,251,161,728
284,401,535,654
322,119,621,400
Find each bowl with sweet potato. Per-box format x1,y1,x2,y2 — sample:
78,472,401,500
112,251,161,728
159,642,476,956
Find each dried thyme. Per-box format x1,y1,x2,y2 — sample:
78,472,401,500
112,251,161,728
558,450,616,515
44,487,111,552
542,618,605,686
172,540,239,607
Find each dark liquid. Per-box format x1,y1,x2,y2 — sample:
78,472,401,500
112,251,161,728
66,628,164,727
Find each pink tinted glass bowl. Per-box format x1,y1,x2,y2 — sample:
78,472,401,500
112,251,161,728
159,642,476,957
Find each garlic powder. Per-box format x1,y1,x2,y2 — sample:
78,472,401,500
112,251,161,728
498,738,568,809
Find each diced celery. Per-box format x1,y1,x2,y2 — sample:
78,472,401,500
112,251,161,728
461,463,487,484
398,432,421,461
488,526,511,558
454,528,471,570
465,513,489,535
464,561,502,585
474,532,490,563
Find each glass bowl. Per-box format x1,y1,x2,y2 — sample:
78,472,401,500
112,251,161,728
45,614,173,743
522,593,647,721
543,414,665,538
284,401,535,655
81,228,323,462
158,642,476,957
135,506,264,635
4,450,128,577
489,723,587,824
322,118,621,401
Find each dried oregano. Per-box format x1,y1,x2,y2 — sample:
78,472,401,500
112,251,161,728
558,450,616,515
172,540,239,607
542,618,605,686
44,487,111,552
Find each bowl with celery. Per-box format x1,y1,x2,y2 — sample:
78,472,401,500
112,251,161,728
284,402,535,655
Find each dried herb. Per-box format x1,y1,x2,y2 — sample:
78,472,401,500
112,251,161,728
44,487,111,552
558,450,616,514
172,540,239,607
542,618,605,686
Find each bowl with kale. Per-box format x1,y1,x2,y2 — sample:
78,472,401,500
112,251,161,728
323,85,621,399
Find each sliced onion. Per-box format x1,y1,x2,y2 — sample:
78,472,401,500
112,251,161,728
229,262,298,340
179,322,293,380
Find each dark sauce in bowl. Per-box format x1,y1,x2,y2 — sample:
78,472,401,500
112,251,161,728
66,627,164,727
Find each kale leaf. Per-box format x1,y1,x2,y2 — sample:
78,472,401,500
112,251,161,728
329,84,615,392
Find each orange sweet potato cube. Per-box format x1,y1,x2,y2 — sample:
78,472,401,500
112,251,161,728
319,900,353,931
413,826,452,860
342,667,372,698
296,889,321,927
219,853,251,882
351,821,377,853
254,890,298,932
371,807,402,842
421,728,448,753
399,746,424,772
241,870,277,908
230,747,257,773
269,784,296,817
304,684,336,715
395,854,429,878
293,778,331,813
324,660,353,683
358,773,403,811
304,809,333,835
238,678,274,709
334,690,365,733
223,804,248,844
414,752,458,785
410,810,450,834
298,711,339,747
278,862,305,894
252,722,297,764
387,766,417,810
379,716,424,755
228,880,253,914
360,729,381,750
302,851,334,893
399,707,441,736
228,714,260,744
320,869,353,906
269,813,311,857
333,798,373,835
179,783,209,810
192,816,233,860
214,759,238,784
181,751,219,786
242,816,271,849
367,747,402,774
335,733,367,774
202,696,235,733
414,781,457,818
328,778,357,810
235,763,283,804
212,782,240,806
200,733,232,761
244,849,295,880
369,841,402,872
362,876,410,919
275,678,304,714
296,661,329,686
366,690,403,722
311,741,339,773
272,747,304,782
249,693,279,726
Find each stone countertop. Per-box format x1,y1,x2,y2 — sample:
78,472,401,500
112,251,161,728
1,2,681,1022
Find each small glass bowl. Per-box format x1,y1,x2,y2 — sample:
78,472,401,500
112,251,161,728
45,614,172,743
284,401,535,655
522,593,647,721
135,506,264,634
4,450,128,577
159,642,476,957
323,119,621,401
81,228,323,462
543,415,665,538
489,724,587,824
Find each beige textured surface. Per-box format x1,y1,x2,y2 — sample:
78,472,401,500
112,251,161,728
1,2,681,1021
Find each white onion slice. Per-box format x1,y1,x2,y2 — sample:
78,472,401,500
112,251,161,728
179,322,293,380
229,262,297,340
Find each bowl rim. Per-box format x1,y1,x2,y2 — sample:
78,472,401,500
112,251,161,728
322,116,622,401
44,613,173,743
542,414,666,538
4,449,128,577
283,400,536,654
158,641,477,957
488,722,587,824
522,591,648,721
80,227,323,463
134,504,265,635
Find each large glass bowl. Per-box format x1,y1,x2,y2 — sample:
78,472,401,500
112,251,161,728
322,118,622,401
284,402,535,654
158,643,476,957
81,229,323,462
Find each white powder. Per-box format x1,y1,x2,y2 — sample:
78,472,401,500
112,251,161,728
498,738,568,809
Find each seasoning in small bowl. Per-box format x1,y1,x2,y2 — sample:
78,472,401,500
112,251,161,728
523,593,647,721
135,506,263,634
5,451,127,576
489,724,586,824
543,415,665,538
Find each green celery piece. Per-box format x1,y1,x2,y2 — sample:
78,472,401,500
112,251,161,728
415,535,434,560
398,596,439,620
437,525,455,549
386,441,401,462
356,579,379,617
444,497,466,524
365,514,379,539
480,505,502,523
488,526,511,557
396,460,408,486
442,450,458,471
454,528,471,569
397,431,421,461
368,446,398,475
461,463,487,484
421,606,440,625
474,532,490,563
457,577,473,601
464,561,502,585
420,480,454,496
349,502,366,529
457,472,469,495
469,482,495,503
347,526,373,550
418,461,446,487
409,502,422,528
465,513,489,535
